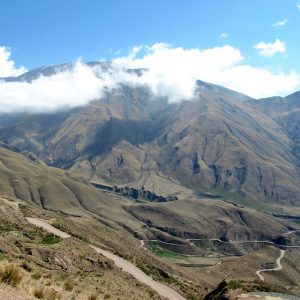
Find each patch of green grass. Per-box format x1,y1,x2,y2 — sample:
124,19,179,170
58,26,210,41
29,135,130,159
0,253,5,262
145,241,186,259
291,219,300,226
156,251,186,259
228,280,243,290
0,222,20,233
41,234,62,245
206,187,285,214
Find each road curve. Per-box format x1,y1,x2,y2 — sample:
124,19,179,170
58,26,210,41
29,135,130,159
255,249,285,281
283,229,300,236
26,217,71,238
26,218,185,300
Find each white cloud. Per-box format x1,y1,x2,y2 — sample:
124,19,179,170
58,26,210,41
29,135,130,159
272,19,288,27
112,43,244,101
0,46,27,77
297,2,300,10
254,38,286,57
0,61,109,113
219,32,229,39
113,43,299,99
0,43,299,113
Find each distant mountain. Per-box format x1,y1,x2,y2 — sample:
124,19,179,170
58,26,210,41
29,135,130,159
1,65,300,204
250,92,300,165
0,61,109,82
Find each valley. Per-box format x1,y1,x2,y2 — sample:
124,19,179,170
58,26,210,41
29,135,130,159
1,65,300,299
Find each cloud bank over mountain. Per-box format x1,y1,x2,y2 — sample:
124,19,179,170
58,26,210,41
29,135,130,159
0,46,27,77
0,43,299,113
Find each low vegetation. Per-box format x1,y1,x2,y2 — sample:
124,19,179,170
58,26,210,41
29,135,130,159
237,279,290,294
33,285,61,300
145,241,187,259
63,278,74,291
204,279,294,300
41,233,62,245
0,221,20,233
0,263,24,286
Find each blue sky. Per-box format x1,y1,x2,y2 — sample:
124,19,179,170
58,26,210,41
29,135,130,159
0,0,299,69
0,0,300,111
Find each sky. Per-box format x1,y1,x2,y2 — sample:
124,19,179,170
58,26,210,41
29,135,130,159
0,0,300,112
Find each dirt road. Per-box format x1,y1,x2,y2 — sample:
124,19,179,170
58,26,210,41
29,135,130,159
26,218,71,238
90,245,185,300
255,249,285,281
26,218,185,300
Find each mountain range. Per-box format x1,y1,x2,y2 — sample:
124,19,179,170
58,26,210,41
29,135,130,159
1,63,300,299
1,64,300,205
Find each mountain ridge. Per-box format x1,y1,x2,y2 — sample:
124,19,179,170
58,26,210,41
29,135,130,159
1,64,300,204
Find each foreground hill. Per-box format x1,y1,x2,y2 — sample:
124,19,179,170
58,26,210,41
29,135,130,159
0,148,300,299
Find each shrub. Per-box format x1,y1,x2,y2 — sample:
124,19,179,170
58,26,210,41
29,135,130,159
34,286,44,299
0,263,23,286
63,279,74,291
41,234,62,245
43,288,61,300
88,294,97,300
31,270,41,280
34,286,61,300
21,260,33,272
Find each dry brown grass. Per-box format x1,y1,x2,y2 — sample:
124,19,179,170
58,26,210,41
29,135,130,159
63,278,74,291
33,285,61,300
33,286,44,299
0,263,24,286
31,270,41,280
88,294,97,300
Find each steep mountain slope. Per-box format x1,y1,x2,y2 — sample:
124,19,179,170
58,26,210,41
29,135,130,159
250,92,300,166
1,66,300,204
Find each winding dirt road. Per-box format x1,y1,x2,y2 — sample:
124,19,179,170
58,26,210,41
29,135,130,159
26,218,185,300
255,249,285,281
283,229,300,236
26,218,71,238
